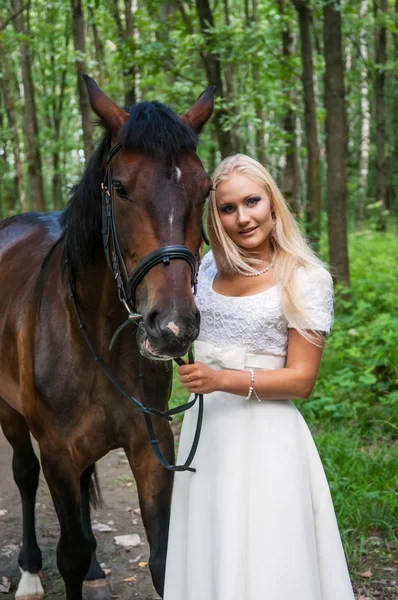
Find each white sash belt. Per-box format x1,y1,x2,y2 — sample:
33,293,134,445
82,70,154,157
194,340,286,372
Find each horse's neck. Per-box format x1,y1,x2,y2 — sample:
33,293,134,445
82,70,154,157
73,260,126,334
68,256,139,380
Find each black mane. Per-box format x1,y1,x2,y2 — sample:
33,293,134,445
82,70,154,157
120,101,198,156
61,101,198,281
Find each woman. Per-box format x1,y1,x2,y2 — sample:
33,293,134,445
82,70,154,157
163,154,354,600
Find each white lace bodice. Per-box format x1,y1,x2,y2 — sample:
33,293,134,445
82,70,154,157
195,251,333,357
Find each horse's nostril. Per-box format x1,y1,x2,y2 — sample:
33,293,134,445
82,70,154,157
146,309,160,334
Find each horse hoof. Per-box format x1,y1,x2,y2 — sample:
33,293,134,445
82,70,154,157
15,571,44,600
82,579,110,600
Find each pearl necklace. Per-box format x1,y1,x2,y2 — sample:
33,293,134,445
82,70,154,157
237,262,274,277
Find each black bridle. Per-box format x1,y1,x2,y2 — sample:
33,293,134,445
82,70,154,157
101,141,205,319
69,141,207,472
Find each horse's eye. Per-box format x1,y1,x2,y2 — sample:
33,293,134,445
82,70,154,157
113,183,128,198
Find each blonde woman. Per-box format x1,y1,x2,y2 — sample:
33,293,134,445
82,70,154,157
163,154,354,600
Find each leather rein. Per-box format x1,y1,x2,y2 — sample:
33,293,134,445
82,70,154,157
69,141,207,472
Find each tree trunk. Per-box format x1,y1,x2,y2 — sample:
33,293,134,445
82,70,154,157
47,9,70,209
323,1,350,285
0,17,27,212
194,0,233,157
13,0,45,212
278,0,299,215
357,0,371,228
223,0,239,152
88,4,105,86
281,110,300,215
111,0,138,106
294,0,321,248
251,0,266,165
374,0,388,229
390,0,398,216
123,0,137,106
71,0,94,163
0,98,15,216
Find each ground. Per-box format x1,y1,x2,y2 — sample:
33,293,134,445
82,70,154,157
0,428,396,600
0,428,158,600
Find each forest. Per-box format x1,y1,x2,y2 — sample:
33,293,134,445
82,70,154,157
0,0,397,598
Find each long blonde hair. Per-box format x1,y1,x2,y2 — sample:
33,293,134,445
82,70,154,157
206,154,327,339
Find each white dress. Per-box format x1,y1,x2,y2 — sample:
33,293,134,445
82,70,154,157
164,251,354,600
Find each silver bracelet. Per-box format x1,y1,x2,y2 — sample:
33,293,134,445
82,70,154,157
245,369,261,402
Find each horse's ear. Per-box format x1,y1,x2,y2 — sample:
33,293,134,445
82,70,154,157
83,74,129,133
180,86,216,133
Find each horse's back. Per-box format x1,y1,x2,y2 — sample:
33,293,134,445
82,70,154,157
0,211,63,283
0,212,64,413
0,211,63,253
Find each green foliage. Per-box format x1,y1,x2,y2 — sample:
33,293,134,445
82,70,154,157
1,0,398,216
301,232,398,432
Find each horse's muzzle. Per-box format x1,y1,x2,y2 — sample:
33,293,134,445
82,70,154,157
138,308,200,360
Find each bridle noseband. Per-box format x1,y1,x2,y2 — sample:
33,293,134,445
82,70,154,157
69,141,207,472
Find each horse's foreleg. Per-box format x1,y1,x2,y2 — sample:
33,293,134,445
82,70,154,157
0,399,43,600
40,450,91,600
80,465,109,600
126,420,174,598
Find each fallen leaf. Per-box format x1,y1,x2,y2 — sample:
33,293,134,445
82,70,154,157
0,576,11,593
129,554,142,564
0,510,8,517
133,508,141,515
1,544,19,557
92,523,116,533
123,577,136,584
138,562,148,568
114,534,141,548
359,569,372,578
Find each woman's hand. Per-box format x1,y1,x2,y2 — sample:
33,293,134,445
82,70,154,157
177,361,220,394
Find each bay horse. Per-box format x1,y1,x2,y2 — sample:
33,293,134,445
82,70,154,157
0,76,214,600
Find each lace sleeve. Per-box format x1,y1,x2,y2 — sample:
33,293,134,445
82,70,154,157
288,266,334,334
197,250,215,285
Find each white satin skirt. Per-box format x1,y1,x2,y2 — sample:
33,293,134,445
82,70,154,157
163,341,354,600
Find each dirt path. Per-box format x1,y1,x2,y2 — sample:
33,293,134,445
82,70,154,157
1,427,396,600
0,428,158,600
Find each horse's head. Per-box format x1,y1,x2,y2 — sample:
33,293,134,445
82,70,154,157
85,77,214,360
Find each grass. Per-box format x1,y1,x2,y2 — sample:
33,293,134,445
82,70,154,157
314,428,397,565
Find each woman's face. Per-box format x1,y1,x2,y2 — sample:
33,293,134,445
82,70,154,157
215,172,274,256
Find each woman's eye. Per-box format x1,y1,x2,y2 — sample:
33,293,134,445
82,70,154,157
113,183,127,198
247,196,261,206
220,205,235,214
